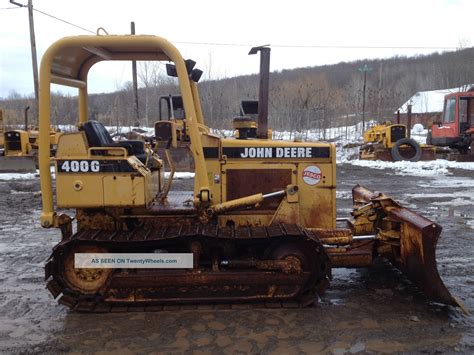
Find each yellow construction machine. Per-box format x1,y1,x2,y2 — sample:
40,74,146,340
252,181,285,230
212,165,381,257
0,107,36,172
360,122,435,161
38,35,460,311
0,107,62,173
154,94,194,171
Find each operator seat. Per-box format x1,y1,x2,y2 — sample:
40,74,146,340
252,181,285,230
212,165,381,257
81,120,148,163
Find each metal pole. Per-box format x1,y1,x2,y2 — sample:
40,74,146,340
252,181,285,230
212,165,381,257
362,70,367,132
131,21,139,125
358,64,371,133
262,190,285,199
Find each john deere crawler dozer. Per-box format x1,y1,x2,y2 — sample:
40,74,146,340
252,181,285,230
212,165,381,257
38,35,460,311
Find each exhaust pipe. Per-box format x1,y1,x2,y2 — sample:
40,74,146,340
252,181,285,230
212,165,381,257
24,106,30,131
249,46,270,139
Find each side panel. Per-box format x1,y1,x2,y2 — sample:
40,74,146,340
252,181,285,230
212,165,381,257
226,168,292,210
297,162,336,229
57,174,105,207
431,124,458,139
219,163,295,227
221,163,295,208
103,175,146,206
216,141,336,229
55,132,88,157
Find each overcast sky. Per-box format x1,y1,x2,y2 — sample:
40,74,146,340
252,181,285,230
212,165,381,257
0,0,473,98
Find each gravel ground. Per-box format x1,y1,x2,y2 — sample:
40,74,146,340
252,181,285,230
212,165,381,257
0,164,472,354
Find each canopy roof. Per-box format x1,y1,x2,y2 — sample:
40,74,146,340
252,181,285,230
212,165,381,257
43,35,176,86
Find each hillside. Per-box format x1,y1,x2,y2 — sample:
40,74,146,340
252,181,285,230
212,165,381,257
2,47,474,131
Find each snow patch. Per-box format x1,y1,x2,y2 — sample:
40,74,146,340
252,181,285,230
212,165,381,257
10,190,42,196
431,197,474,207
418,177,474,189
0,172,39,181
164,172,194,179
344,159,474,177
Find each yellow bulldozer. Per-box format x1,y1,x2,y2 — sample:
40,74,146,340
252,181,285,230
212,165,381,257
360,122,435,161
38,35,460,311
154,94,194,171
1,107,37,172
0,107,62,173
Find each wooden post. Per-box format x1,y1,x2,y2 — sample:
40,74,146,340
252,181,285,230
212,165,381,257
407,104,412,138
131,21,139,125
28,0,39,121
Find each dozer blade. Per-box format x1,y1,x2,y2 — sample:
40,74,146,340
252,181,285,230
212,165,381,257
352,185,462,308
0,156,37,173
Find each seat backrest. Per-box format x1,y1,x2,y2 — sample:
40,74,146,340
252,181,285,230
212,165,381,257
82,121,114,147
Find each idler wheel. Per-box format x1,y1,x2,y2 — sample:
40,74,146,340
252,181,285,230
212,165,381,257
266,243,313,271
62,244,112,294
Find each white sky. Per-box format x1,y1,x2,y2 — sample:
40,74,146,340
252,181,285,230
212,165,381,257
0,0,473,98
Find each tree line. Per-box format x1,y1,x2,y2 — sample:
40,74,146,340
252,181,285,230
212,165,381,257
3,47,474,132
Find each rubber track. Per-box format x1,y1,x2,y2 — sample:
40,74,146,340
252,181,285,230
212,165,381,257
45,223,330,312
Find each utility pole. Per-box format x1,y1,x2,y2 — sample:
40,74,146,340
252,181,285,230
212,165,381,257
10,0,39,119
131,21,139,125
377,61,383,120
358,64,371,133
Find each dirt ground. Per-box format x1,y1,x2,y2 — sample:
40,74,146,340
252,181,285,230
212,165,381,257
0,164,473,354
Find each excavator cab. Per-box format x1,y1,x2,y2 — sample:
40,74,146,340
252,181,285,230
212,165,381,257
431,91,474,153
38,35,461,311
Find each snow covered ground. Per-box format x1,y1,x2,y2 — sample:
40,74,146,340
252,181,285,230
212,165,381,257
347,159,474,176
2,122,472,181
0,172,39,181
